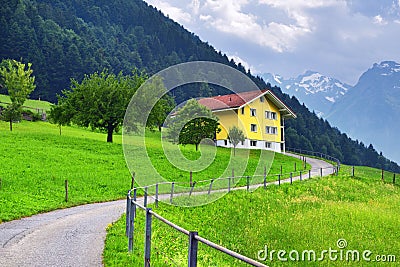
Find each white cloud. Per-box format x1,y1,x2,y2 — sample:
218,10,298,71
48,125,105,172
198,0,313,52
143,0,400,85
258,0,341,9
226,54,253,71
374,15,388,25
146,0,192,24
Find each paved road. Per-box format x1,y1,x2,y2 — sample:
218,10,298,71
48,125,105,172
0,200,125,267
0,154,334,267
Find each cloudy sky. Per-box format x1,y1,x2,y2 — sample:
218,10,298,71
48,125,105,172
144,0,400,85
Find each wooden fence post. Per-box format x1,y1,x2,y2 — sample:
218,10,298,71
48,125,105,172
290,172,293,184
128,197,135,252
65,180,68,202
144,187,148,208
393,173,396,184
280,165,283,175
126,193,130,237
188,231,198,267
246,176,250,191
352,166,355,177
381,169,384,181
189,182,196,196
155,183,159,208
170,182,174,204
190,171,193,187
208,179,214,195
309,169,311,179
300,171,302,181
263,166,267,189
144,208,152,267
320,168,323,177
278,174,281,186
294,162,297,172
131,173,135,189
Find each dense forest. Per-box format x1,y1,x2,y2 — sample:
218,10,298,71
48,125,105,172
1,0,399,172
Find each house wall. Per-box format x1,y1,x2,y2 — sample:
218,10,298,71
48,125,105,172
214,95,283,152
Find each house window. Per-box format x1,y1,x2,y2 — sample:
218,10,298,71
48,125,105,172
241,107,245,115
251,124,257,132
265,111,277,120
265,142,272,149
250,108,256,116
250,140,257,147
260,97,264,103
224,140,228,146
266,126,278,134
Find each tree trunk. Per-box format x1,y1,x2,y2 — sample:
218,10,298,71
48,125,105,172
9,119,12,132
158,124,162,132
59,125,62,135
107,125,114,143
195,143,199,151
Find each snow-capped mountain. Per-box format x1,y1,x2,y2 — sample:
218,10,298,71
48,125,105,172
326,61,400,164
263,71,352,117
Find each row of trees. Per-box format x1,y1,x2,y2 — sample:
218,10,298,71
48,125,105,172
0,58,241,150
49,70,175,143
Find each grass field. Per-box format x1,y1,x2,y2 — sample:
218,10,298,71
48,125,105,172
0,93,52,112
103,165,400,266
0,120,306,222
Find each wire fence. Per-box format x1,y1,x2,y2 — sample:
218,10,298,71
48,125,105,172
125,153,339,266
286,147,341,169
343,165,398,184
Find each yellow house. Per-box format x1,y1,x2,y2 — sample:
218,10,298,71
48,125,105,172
198,89,296,153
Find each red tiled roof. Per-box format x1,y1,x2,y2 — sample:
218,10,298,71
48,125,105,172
198,90,267,111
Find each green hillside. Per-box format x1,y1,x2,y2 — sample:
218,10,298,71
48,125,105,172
1,0,398,172
0,121,305,222
0,94,52,112
104,166,400,266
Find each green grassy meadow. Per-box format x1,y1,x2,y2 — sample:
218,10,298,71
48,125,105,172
0,93,52,112
0,120,306,222
104,165,400,266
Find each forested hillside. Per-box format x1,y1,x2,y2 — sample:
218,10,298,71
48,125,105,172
1,0,399,172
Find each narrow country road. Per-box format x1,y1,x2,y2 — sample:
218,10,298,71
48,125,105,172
0,154,334,267
0,200,125,267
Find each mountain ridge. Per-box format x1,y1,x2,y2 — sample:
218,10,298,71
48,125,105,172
263,71,352,117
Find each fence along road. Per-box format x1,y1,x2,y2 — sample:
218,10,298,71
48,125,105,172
0,154,333,267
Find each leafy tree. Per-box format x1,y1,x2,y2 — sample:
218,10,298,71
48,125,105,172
58,70,145,142
48,101,72,135
142,77,175,131
0,59,36,131
228,126,245,156
166,99,220,151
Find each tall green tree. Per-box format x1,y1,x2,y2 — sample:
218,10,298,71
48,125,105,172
0,59,36,131
228,126,245,156
48,101,72,135
166,99,220,151
139,76,175,132
58,70,145,143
